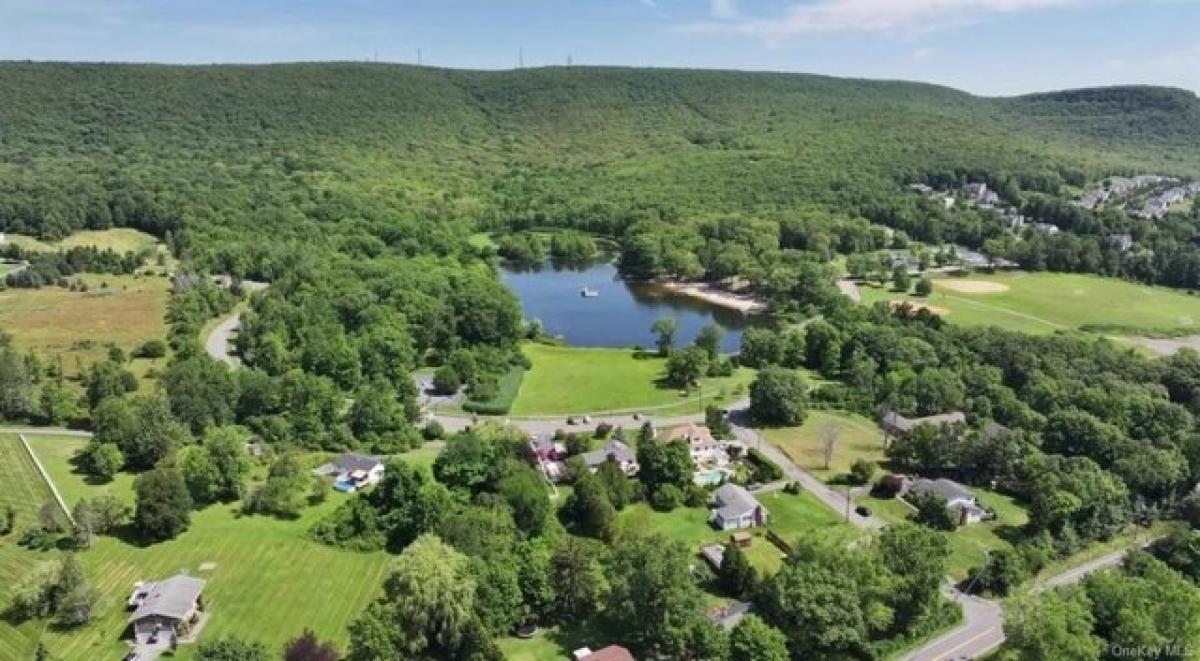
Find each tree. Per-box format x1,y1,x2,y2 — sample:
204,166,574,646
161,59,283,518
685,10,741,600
162,355,238,433
433,430,500,493
175,444,220,505
348,535,498,661
695,324,723,360
878,524,950,628
749,367,809,426
202,426,251,501
664,345,708,388
38,376,78,425
562,472,616,540
651,316,678,357
134,466,193,541
348,379,413,451
82,442,124,481
910,491,958,531
729,615,788,661
54,553,93,626
636,439,693,495
1002,590,1101,661
967,546,1027,597
498,462,552,536
284,629,340,661
820,422,840,470
244,453,310,518
892,264,911,292
914,277,934,296
196,637,269,661
739,328,783,368
551,536,610,623
594,460,636,510
850,458,877,485
433,365,461,395
81,359,137,410
0,346,34,420
120,394,191,471
717,541,756,598
608,534,727,658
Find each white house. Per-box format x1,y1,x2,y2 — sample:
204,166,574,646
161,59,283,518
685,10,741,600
659,422,726,466
710,484,769,530
314,453,386,492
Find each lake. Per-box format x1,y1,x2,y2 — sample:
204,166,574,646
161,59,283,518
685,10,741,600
499,256,752,352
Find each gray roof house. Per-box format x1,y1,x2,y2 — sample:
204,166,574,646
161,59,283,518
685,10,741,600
313,453,386,492
710,484,769,531
905,478,986,525
582,441,638,476
881,411,966,439
127,574,206,639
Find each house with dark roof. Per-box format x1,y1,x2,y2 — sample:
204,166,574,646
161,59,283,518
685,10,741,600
127,574,206,640
313,452,385,492
582,441,638,476
710,484,769,530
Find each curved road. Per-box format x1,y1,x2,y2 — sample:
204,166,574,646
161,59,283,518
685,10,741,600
205,310,244,367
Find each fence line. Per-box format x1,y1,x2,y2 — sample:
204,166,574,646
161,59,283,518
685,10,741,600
18,433,74,525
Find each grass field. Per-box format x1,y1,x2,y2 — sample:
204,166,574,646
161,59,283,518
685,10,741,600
858,271,1200,335
856,488,1029,579
3,229,159,255
1,435,395,661
614,489,850,577
0,273,170,388
509,343,755,416
0,434,65,661
761,410,885,482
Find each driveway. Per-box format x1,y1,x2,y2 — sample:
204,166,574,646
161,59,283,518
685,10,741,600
899,584,1004,661
204,310,243,367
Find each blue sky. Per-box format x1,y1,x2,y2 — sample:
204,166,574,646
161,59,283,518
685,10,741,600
1,0,1197,96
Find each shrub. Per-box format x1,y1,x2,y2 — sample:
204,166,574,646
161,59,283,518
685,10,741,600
745,448,784,482
849,458,877,485
650,484,684,511
684,484,709,508
422,419,446,440
461,367,524,415
133,339,168,359
432,365,461,395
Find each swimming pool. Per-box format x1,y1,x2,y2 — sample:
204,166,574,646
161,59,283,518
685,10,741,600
694,469,728,486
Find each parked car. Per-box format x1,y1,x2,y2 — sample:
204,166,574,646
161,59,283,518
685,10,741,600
566,416,577,425
855,506,871,517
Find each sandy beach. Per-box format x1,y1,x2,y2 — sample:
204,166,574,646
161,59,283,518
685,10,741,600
654,279,765,314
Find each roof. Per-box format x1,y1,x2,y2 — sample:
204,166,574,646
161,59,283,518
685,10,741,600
127,575,205,623
337,453,382,473
700,544,725,569
582,441,635,468
882,411,966,433
659,422,716,447
585,645,636,661
909,478,974,503
712,484,765,520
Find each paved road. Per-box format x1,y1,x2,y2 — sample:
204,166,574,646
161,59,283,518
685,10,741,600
205,310,244,367
900,584,1004,661
904,543,1151,660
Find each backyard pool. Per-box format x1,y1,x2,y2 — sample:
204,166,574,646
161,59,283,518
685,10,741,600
694,468,730,486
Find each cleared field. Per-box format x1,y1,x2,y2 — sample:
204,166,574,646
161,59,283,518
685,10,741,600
4,229,159,255
10,435,393,661
0,273,170,386
762,410,885,481
509,343,754,416
855,487,1029,579
859,271,1200,335
0,434,63,661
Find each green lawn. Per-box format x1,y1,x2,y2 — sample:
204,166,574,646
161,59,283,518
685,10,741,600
856,487,1029,580
8,435,394,661
614,489,849,577
0,434,64,661
509,343,754,416
4,229,160,255
761,410,885,482
858,271,1200,335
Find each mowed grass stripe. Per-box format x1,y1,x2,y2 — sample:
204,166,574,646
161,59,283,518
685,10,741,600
17,435,392,660
0,435,58,660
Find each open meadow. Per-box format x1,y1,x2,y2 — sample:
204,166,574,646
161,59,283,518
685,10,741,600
0,273,170,387
761,410,886,482
0,434,399,661
3,229,160,256
509,343,754,416
858,271,1200,335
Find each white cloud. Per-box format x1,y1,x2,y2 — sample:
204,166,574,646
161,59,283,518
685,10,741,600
679,0,1113,40
711,0,739,19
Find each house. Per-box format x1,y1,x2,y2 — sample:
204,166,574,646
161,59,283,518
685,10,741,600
530,436,566,462
710,484,769,530
313,453,386,492
908,183,934,195
905,477,986,525
963,182,988,200
659,422,724,465
127,574,206,641
572,645,635,661
880,411,966,442
1107,234,1134,252
582,441,638,476
1029,222,1060,235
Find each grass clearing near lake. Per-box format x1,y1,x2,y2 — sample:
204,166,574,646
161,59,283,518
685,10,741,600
509,343,754,416
858,271,1200,335
5,434,394,661
761,410,885,482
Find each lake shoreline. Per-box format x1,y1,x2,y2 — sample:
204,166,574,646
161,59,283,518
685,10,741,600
650,278,766,314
